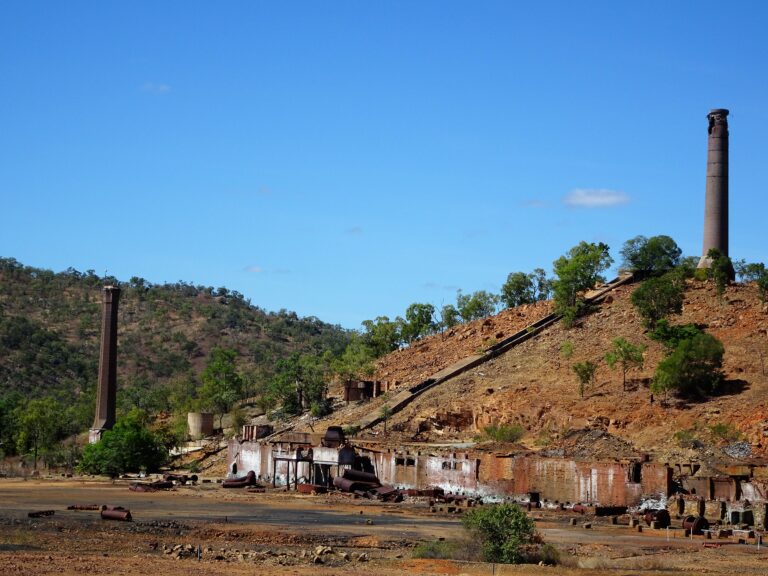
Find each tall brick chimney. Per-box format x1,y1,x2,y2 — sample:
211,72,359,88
89,285,120,444
698,108,729,269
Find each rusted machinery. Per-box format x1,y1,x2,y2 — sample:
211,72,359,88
129,480,174,492
163,473,198,485
222,470,257,488
682,515,709,535
28,510,55,518
100,505,132,521
332,469,401,502
643,509,671,528
321,426,346,448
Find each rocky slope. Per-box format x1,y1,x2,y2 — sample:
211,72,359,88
317,279,768,463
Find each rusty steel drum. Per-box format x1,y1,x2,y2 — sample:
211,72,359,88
682,515,709,535
643,509,671,528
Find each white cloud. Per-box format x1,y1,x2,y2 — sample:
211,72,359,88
344,226,364,236
563,188,630,208
244,265,263,273
523,199,549,208
140,81,171,94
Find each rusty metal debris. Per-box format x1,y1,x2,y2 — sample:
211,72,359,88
28,510,55,518
297,483,327,494
682,515,709,535
643,509,671,528
100,506,132,521
322,426,346,448
129,480,174,492
67,504,102,511
222,470,258,488
332,469,401,502
163,473,198,485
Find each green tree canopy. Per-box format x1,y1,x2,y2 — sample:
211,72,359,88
631,272,685,328
269,352,329,416
456,290,499,322
572,360,597,398
332,334,375,381
361,316,402,357
439,304,461,331
79,409,168,476
462,503,536,564
0,392,23,458
605,337,645,391
552,241,613,326
735,261,768,302
15,397,65,469
620,235,682,276
500,272,535,308
402,302,436,343
652,332,724,398
199,348,244,427
707,249,733,295
736,261,766,283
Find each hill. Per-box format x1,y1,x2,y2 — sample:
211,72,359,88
315,278,768,463
0,257,351,425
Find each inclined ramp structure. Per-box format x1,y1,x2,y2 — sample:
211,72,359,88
355,272,635,431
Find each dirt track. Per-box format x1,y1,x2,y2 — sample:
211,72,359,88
2,478,768,575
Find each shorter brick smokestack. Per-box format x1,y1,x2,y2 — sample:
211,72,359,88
89,285,120,444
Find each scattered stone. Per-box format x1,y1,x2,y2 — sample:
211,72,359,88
358,552,369,562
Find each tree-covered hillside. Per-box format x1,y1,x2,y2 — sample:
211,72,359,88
0,257,351,434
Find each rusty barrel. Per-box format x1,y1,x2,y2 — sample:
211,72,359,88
682,515,708,535
643,509,671,528
222,470,257,488
101,506,132,521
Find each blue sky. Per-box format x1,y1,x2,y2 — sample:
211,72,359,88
1,1,766,328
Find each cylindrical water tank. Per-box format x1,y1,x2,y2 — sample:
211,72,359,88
187,412,214,439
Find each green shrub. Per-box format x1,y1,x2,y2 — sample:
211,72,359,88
462,503,536,564
674,429,697,448
631,272,684,328
572,360,597,398
710,423,741,442
650,320,701,349
480,424,524,443
652,333,724,398
309,399,332,418
707,249,732,297
412,540,459,559
535,543,560,565
693,268,709,281
79,410,168,476
620,235,682,276
560,340,574,359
